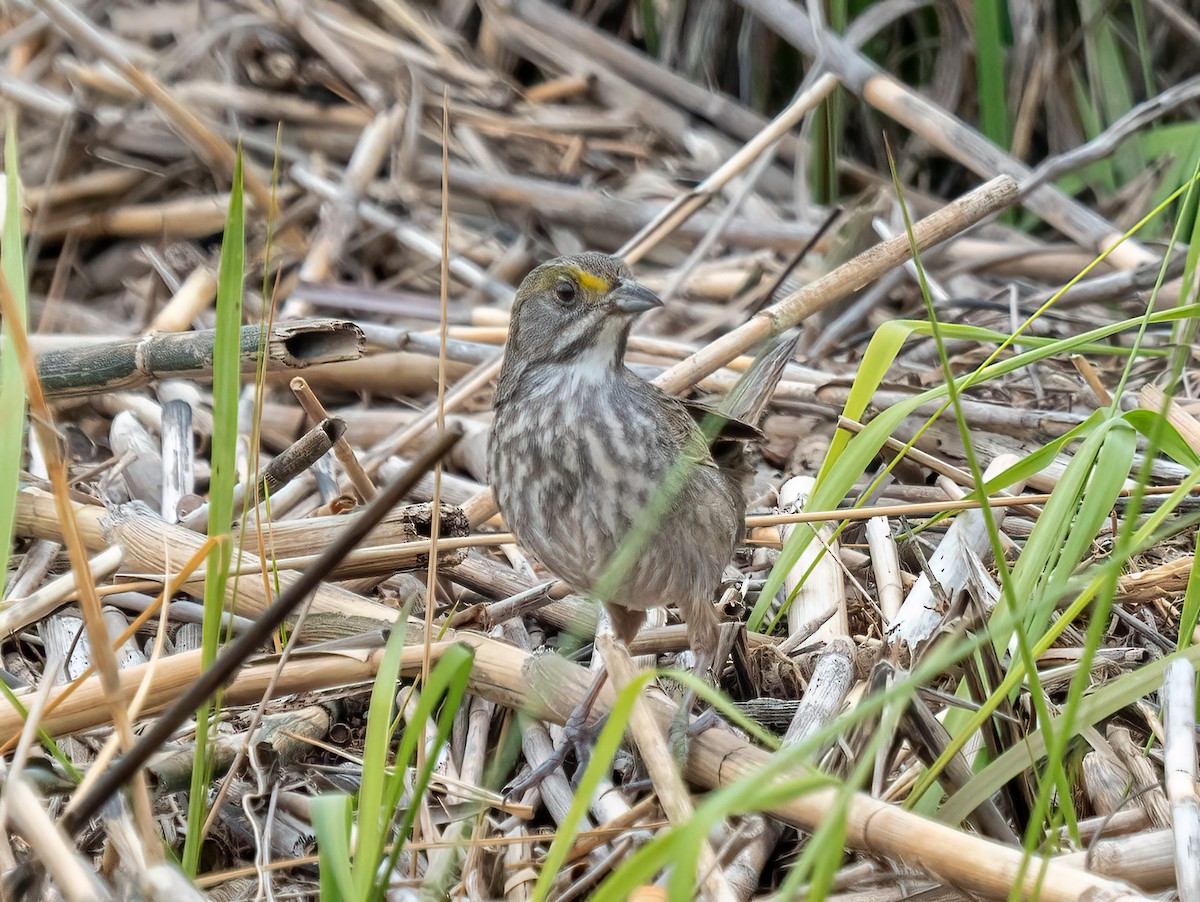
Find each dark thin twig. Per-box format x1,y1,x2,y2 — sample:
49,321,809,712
60,423,463,836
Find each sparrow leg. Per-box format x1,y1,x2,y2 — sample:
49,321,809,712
668,621,740,764
505,667,609,798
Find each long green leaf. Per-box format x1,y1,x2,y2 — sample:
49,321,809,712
0,120,27,601
183,149,245,874
313,793,356,901
973,0,1010,148
354,617,410,897
944,634,1200,826
1046,423,1136,604
757,166,1200,631
1179,551,1200,654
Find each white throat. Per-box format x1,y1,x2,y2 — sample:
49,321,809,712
549,317,625,394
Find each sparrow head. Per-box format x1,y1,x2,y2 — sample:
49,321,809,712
502,252,662,371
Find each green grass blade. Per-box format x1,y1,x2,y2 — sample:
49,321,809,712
944,634,1200,825
660,669,780,749
1179,551,1200,653
638,0,660,57
785,731,890,900
591,819,697,901
1003,420,1122,637
1079,0,1139,181
353,615,410,897
981,411,1105,494
183,148,245,874
759,171,1200,631
1046,423,1136,604
1122,409,1200,469
312,792,356,901
0,120,27,601
924,489,1200,818
1165,155,1200,651
898,320,1162,357
813,319,916,487
973,0,1010,148
1018,423,1134,844
0,682,82,781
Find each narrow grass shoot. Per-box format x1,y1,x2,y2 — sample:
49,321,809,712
1015,152,1200,848
371,643,473,901
353,608,414,898
312,792,355,901
0,119,84,784
882,146,1067,832
0,119,27,602
1169,155,1200,651
1078,0,1140,181
973,0,1010,149
183,148,246,874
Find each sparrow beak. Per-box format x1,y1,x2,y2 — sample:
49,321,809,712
610,279,663,314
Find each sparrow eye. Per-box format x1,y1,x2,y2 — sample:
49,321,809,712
554,281,577,305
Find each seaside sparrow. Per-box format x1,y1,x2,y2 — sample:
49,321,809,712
488,252,794,781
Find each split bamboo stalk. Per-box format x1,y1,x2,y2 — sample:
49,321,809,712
231,505,470,563
35,319,365,398
2,538,59,602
